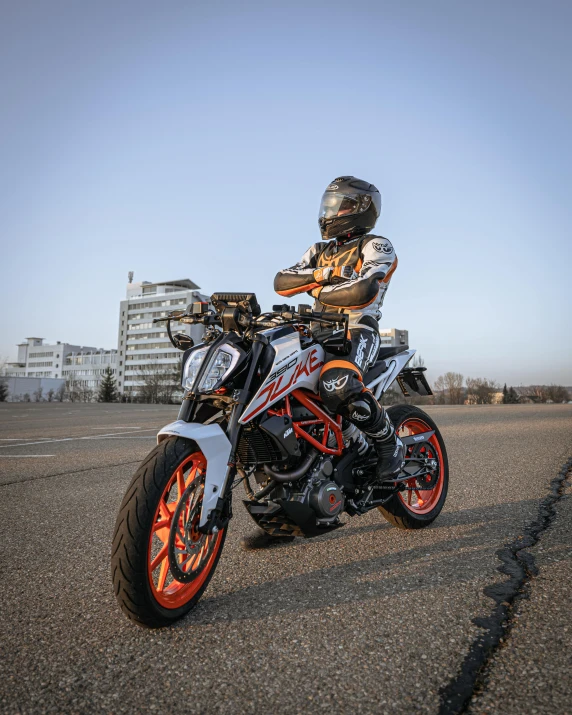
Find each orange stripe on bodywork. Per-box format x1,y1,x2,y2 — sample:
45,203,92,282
276,282,321,297
320,360,363,380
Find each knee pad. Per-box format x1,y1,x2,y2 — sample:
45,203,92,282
319,366,363,414
346,391,385,431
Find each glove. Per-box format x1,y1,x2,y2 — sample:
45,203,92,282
331,265,355,283
313,267,333,285
314,265,354,285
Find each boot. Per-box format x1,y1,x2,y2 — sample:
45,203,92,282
374,435,405,479
364,412,405,480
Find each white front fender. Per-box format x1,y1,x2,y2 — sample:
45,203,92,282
157,420,232,528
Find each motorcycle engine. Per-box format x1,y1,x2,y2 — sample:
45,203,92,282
289,458,345,525
309,479,344,520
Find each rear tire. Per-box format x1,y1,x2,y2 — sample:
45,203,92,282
377,405,448,530
111,437,227,627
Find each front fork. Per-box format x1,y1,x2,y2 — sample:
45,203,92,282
197,334,268,534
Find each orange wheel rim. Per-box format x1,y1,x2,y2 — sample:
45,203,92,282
147,452,224,609
397,418,444,515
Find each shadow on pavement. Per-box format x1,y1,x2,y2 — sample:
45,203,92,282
177,499,539,628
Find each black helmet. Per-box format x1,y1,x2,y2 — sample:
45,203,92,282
318,176,381,240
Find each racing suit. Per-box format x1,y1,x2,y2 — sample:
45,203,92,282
274,234,399,449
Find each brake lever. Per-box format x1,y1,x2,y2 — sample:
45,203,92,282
152,310,187,324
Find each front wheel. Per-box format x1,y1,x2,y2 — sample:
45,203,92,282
111,437,226,627
377,405,449,530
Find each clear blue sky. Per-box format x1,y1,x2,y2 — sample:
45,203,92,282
1,0,571,386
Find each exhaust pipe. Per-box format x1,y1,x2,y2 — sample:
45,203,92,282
263,449,318,483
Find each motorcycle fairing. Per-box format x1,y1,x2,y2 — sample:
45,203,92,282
157,421,232,527
239,331,326,424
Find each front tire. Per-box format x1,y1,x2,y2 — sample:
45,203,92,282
111,437,226,628
377,405,449,530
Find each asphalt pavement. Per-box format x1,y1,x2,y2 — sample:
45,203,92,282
0,403,570,714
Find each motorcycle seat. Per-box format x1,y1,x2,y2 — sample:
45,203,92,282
376,345,409,360
363,346,409,386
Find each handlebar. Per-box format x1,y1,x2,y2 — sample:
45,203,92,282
153,307,346,330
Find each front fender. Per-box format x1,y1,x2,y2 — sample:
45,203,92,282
157,420,232,528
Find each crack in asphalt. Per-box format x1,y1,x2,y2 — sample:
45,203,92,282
0,460,142,487
438,456,572,715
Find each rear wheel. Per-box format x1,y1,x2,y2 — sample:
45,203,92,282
111,437,226,627
377,405,448,530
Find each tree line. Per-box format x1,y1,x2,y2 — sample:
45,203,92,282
1,359,569,406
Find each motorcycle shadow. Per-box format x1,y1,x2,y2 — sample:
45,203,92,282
174,498,540,628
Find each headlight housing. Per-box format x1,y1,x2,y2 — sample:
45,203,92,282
181,343,241,393
198,344,241,391
181,346,209,391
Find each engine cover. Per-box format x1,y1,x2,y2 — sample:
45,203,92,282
309,480,344,519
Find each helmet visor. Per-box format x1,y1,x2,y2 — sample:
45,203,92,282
319,191,379,220
319,192,359,220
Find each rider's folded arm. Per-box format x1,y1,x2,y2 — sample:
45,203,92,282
274,243,324,297
315,249,398,309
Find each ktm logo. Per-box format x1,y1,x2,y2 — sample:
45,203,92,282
323,374,349,392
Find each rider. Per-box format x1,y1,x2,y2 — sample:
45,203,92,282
274,176,405,479
241,176,405,551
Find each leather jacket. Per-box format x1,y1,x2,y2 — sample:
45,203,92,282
274,234,397,328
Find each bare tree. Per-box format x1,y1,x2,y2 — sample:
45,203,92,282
56,384,65,402
65,375,79,403
33,386,44,402
433,375,446,404
544,385,569,403
46,388,55,402
64,375,93,402
443,372,464,404
466,377,500,404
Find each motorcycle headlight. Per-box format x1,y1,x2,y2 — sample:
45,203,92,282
182,346,209,391
198,344,241,392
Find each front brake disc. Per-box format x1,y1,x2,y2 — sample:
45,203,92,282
168,479,218,583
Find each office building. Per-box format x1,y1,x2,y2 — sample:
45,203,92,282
116,278,209,398
3,338,100,379
379,328,409,347
1,338,118,400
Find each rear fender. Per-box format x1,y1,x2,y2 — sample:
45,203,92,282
157,421,231,528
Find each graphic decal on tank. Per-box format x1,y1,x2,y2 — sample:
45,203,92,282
241,348,324,422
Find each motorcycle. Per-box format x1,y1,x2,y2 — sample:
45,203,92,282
111,293,448,627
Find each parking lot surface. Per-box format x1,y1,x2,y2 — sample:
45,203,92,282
0,403,570,714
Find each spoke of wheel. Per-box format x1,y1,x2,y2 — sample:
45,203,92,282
176,467,186,501
153,517,171,534
157,558,169,591
150,543,168,572
158,499,173,521
414,489,424,504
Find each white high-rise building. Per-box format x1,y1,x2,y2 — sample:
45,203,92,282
117,278,209,398
379,328,408,348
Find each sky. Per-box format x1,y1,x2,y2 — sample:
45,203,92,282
1,0,571,386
